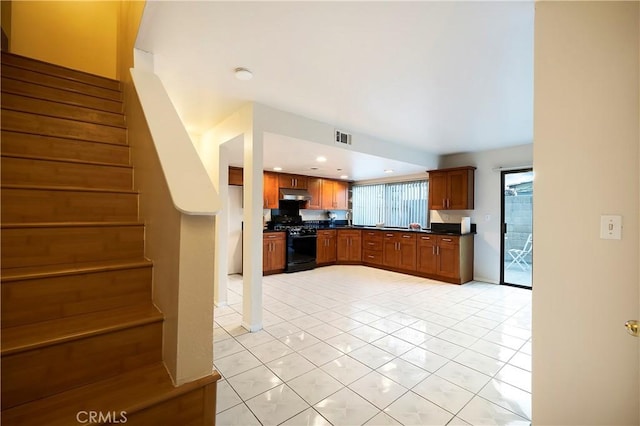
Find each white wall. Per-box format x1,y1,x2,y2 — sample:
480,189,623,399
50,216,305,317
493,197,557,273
437,143,533,283
533,2,639,424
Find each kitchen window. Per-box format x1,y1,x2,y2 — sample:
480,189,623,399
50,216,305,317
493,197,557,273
352,180,428,228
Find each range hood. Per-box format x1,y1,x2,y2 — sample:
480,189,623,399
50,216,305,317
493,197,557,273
279,188,312,201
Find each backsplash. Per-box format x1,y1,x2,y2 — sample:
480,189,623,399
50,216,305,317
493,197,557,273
263,209,348,224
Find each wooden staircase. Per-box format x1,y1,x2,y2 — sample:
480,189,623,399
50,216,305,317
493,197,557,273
0,52,219,425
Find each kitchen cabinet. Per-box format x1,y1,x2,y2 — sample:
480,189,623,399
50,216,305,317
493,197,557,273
362,230,383,266
305,178,350,210
416,235,437,275
382,231,416,271
279,173,308,190
316,229,337,265
263,171,279,209
321,180,349,210
263,232,286,274
229,166,243,186
427,166,475,210
307,177,322,210
337,230,361,263
416,234,474,284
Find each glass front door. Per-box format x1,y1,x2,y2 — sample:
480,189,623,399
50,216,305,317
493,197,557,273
501,169,533,288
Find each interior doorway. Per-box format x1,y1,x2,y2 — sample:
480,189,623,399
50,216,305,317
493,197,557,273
500,168,533,288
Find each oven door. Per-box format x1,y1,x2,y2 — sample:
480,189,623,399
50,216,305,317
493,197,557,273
286,234,317,272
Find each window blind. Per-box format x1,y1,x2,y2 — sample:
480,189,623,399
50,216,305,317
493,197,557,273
352,180,428,227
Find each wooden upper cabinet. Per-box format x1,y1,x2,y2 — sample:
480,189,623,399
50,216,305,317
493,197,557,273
228,167,243,186
307,177,322,210
278,173,308,189
427,166,475,210
320,179,349,210
263,171,279,209
333,180,349,210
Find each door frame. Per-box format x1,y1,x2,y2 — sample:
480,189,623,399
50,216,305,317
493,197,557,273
500,167,533,289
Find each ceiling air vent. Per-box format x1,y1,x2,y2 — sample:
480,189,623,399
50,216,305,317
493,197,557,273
335,130,352,146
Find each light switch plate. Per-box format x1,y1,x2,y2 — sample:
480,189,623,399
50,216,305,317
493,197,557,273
600,215,622,240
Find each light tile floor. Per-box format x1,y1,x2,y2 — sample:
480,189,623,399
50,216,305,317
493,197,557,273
215,266,531,426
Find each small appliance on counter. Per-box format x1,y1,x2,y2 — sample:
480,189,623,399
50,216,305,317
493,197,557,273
461,217,471,234
430,222,477,234
327,211,337,228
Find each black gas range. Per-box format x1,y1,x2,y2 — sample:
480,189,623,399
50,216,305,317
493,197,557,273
271,216,317,273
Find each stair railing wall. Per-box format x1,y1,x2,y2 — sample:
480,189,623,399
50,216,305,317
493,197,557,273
126,68,219,386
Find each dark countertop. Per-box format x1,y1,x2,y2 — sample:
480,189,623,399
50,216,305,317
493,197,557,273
264,225,475,236
320,225,475,236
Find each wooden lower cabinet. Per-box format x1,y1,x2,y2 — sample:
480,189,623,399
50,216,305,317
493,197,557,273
263,232,286,275
337,230,361,263
382,232,416,271
416,235,437,275
416,234,474,284
316,230,337,265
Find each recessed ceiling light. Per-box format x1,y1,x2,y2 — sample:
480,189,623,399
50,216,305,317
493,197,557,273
384,169,394,173
234,67,253,81
340,175,349,179
316,156,327,162
273,166,282,171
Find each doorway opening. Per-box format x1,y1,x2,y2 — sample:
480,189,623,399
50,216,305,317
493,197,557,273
500,168,533,288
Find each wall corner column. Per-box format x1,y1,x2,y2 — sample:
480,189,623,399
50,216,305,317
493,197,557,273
242,129,263,332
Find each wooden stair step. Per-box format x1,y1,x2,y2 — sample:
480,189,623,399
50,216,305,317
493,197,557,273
1,258,152,282
1,303,162,355
2,92,125,128
1,76,123,114
0,363,220,426
1,185,139,223
0,130,130,165
1,222,145,269
2,259,152,328
1,304,163,409
2,52,121,96
1,109,127,145
1,155,133,190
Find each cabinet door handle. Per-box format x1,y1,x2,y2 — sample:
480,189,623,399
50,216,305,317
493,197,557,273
442,199,446,208
442,238,452,242
367,255,374,259
432,246,436,255
402,235,411,238
447,199,450,208
436,246,440,255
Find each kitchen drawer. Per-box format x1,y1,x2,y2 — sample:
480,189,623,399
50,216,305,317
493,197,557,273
338,229,362,238
362,230,383,241
363,239,382,251
437,235,459,247
397,232,417,242
264,232,285,241
362,249,383,265
317,230,337,237
417,234,436,245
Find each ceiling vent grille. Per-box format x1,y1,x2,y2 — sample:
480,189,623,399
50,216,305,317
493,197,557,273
335,130,352,146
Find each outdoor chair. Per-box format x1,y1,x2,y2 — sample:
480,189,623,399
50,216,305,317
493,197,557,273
507,234,533,271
